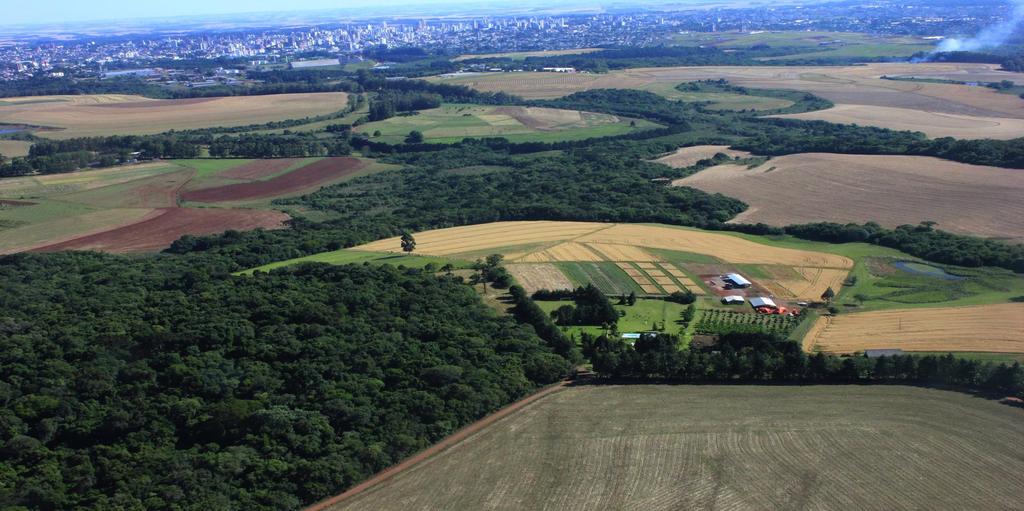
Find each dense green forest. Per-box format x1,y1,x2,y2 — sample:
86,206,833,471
0,253,569,509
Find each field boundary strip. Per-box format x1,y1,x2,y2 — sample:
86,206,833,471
303,381,572,511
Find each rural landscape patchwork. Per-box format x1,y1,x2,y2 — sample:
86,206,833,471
2,1,1024,509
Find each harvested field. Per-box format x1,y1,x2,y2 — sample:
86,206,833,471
653,145,752,168
0,93,350,139
805,303,1024,353
771,104,1024,140
0,139,31,158
0,207,158,254
34,207,289,253
0,162,180,197
761,267,850,301
181,157,367,202
332,385,1024,511
676,153,1024,241
584,243,659,262
357,222,849,296
430,62,1024,137
518,242,604,262
353,104,650,144
506,263,574,293
218,158,307,180
58,168,195,209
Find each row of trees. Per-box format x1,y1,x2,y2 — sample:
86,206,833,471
586,331,1024,398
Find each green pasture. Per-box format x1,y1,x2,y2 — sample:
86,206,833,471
354,104,658,144
240,249,468,275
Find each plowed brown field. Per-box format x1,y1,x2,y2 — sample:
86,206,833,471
218,158,307,180
675,153,1024,241
34,207,289,253
330,385,1024,511
181,157,366,202
804,303,1024,353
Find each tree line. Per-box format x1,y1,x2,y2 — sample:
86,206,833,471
587,331,1024,399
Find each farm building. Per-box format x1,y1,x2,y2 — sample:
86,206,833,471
749,297,777,309
722,295,746,305
723,273,752,288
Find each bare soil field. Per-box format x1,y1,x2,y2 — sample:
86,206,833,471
675,153,1024,241
181,157,366,202
0,92,350,138
218,158,307,180
653,145,752,168
431,63,1024,137
804,303,1024,353
506,263,575,293
771,104,1024,139
34,207,289,253
330,385,1024,511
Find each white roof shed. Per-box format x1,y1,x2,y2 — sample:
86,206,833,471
749,297,777,308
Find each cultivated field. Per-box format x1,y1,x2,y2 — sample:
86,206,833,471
180,157,367,203
355,221,850,298
0,157,376,253
452,48,602,61
332,385,1024,511
430,62,1024,138
676,153,1024,241
506,263,575,293
771,104,1024,140
0,92,350,138
653,145,752,168
0,139,31,158
354,104,654,144
804,303,1024,353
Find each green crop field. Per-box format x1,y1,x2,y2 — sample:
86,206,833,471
354,104,658,144
332,385,1024,511
240,249,467,275
555,261,640,295
638,82,796,110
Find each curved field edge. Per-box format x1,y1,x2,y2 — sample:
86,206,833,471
330,385,1024,511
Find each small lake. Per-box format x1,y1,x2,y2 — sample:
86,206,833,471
0,127,24,135
893,261,964,281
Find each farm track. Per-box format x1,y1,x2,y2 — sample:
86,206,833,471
307,381,571,511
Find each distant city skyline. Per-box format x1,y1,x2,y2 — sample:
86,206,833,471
5,0,711,27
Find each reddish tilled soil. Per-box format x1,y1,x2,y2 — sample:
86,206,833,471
219,158,306,180
181,157,367,203
34,207,289,253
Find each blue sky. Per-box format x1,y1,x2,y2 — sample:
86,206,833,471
3,0,499,26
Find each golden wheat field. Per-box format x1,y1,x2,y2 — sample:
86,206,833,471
0,92,349,138
357,221,848,298
804,303,1024,353
505,263,575,293
0,139,32,158
357,221,852,269
675,153,1024,241
331,385,1024,511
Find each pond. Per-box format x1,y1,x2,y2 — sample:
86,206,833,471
893,260,964,281
0,126,24,135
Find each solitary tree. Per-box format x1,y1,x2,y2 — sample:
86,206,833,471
821,286,836,303
400,232,416,253
406,130,425,144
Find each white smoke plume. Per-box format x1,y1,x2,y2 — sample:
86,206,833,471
936,0,1024,52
